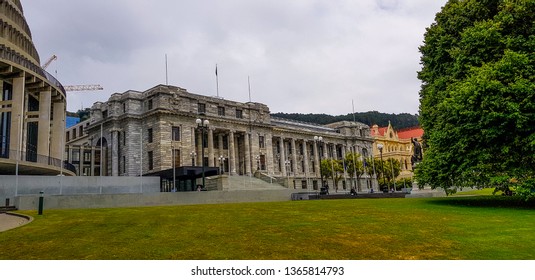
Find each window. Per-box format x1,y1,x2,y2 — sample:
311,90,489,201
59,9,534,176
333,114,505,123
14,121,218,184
79,126,84,136
148,151,154,170
72,129,77,139
223,135,229,149
83,150,91,162
102,110,108,119
236,109,243,119
148,128,153,143
218,106,225,116
148,99,153,110
198,103,206,114
123,103,126,113
172,126,180,141
259,135,265,148
72,149,79,162
173,149,180,167
66,131,70,142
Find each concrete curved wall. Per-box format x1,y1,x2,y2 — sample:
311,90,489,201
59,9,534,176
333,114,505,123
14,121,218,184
0,0,69,175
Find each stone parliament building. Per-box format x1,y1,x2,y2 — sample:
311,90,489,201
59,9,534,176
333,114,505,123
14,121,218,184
67,84,375,191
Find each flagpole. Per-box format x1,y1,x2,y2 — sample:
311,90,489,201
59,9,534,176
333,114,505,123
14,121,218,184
248,76,252,102
165,54,168,85
215,64,219,97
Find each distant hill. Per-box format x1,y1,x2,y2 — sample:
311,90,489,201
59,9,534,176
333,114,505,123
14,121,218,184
271,111,419,129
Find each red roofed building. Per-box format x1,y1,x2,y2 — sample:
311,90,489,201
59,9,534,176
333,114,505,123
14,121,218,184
371,122,424,179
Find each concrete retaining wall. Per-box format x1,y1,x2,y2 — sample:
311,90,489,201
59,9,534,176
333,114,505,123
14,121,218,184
0,176,160,204
15,189,298,210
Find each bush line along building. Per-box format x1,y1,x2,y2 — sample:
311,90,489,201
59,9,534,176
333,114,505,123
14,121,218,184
66,84,375,191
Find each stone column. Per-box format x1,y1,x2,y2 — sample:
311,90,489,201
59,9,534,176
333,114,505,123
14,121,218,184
291,138,298,175
303,140,309,177
37,90,51,157
229,130,236,175
90,146,96,176
78,145,83,176
279,137,286,176
9,75,25,160
208,128,214,167
111,130,119,176
217,133,224,157
244,132,251,176
50,101,65,160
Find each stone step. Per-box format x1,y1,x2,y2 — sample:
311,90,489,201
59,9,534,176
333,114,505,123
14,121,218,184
225,175,286,190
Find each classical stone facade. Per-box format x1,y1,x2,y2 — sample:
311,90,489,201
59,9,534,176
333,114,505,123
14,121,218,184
0,0,71,175
84,84,375,190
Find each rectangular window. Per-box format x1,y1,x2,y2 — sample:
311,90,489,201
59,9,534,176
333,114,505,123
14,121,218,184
148,128,153,143
259,135,265,148
148,99,153,110
122,156,126,175
79,125,84,136
66,131,70,142
236,109,243,119
198,103,206,114
72,149,79,162
223,135,229,149
83,150,91,162
72,129,77,139
148,151,154,170
102,110,108,119
218,106,225,116
172,126,180,141
173,149,180,167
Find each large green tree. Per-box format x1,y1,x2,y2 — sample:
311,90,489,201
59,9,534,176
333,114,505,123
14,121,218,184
416,0,535,194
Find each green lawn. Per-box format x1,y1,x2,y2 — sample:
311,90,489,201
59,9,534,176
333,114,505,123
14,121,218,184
1,196,534,260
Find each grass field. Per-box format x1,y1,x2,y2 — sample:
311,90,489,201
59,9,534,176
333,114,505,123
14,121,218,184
1,196,535,260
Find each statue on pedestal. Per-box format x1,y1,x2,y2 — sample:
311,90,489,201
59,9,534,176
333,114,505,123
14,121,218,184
411,137,422,167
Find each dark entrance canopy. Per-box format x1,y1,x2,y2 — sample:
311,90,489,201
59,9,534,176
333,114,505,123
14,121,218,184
145,166,220,192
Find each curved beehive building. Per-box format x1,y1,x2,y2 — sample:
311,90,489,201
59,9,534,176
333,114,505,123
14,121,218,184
0,0,73,175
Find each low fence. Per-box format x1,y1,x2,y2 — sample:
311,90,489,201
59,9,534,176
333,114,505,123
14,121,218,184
0,176,160,205
15,189,297,210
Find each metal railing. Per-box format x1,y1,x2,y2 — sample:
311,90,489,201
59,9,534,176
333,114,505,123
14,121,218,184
0,45,66,94
0,148,76,173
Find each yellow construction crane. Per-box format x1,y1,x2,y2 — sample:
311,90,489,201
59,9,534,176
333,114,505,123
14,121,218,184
64,85,104,91
42,55,57,69
42,55,104,92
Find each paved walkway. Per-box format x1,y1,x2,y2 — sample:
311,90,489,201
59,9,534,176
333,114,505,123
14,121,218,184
0,213,32,232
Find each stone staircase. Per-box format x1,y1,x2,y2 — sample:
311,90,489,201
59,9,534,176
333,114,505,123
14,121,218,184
224,175,286,191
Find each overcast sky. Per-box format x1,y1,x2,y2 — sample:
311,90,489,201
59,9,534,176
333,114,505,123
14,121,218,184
23,0,447,115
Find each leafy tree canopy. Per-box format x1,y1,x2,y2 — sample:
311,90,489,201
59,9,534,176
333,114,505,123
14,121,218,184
416,0,535,194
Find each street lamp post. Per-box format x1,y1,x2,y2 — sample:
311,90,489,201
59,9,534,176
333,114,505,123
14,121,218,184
285,159,291,188
377,143,384,192
190,151,196,166
196,116,209,190
218,155,225,175
172,144,176,191
314,136,324,188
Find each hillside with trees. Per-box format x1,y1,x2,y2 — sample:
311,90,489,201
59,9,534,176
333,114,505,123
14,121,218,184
271,111,419,129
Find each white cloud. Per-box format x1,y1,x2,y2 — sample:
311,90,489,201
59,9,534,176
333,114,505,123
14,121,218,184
23,0,447,114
